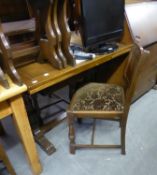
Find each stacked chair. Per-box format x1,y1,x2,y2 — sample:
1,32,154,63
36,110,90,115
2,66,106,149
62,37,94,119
0,0,77,156
0,66,9,89
37,0,76,68
38,0,67,69
0,0,76,88
57,0,76,66
0,0,39,86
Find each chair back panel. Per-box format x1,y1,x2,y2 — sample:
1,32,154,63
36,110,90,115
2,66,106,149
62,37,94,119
0,0,30,22
124,44,149,106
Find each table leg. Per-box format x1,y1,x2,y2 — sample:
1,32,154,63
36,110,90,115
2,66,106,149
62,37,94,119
10,95,42,175
34,129,56,155
26,94,56,155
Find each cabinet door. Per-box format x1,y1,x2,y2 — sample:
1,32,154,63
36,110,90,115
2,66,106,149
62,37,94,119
133,44,157,101
133,68,157,101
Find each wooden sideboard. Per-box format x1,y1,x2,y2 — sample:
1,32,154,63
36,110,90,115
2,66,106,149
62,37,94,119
125,1,157,100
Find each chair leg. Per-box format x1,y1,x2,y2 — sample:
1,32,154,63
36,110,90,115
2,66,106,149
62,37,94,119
0,144,16,175
68,114,75,154
121,120,126,155
119,119,122,128
77,118,82,124
0,121,5,136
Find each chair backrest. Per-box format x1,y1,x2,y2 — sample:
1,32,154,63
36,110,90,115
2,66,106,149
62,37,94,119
124,43,149,109
0,0,30,23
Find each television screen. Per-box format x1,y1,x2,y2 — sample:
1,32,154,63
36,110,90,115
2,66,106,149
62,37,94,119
80,0,125,51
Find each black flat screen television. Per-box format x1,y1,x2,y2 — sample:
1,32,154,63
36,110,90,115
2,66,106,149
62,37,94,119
80,0,125,53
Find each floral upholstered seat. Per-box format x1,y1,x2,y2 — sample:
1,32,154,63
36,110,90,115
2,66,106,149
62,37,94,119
69,83,125,112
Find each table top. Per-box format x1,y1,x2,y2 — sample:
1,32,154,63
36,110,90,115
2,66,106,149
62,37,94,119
0,75,27,102
17,43,132,95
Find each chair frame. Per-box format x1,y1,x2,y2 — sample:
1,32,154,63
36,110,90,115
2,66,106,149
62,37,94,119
67,44,149,154
52,0,67,68
0,65,9,88
0,22,23,86
57,0,76,66
38,0,63,69
0,0,39,85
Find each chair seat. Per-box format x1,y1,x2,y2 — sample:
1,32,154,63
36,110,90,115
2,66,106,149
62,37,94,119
68,83,125,112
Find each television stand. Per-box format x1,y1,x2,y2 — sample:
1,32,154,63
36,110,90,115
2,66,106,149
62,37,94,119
89,43,118,55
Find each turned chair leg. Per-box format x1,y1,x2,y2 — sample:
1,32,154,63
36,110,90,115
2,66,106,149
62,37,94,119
0,121,6,136
68,115,75,154
121,120,126,155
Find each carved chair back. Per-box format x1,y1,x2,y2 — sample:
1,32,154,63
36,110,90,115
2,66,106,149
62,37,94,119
0,0,39,85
